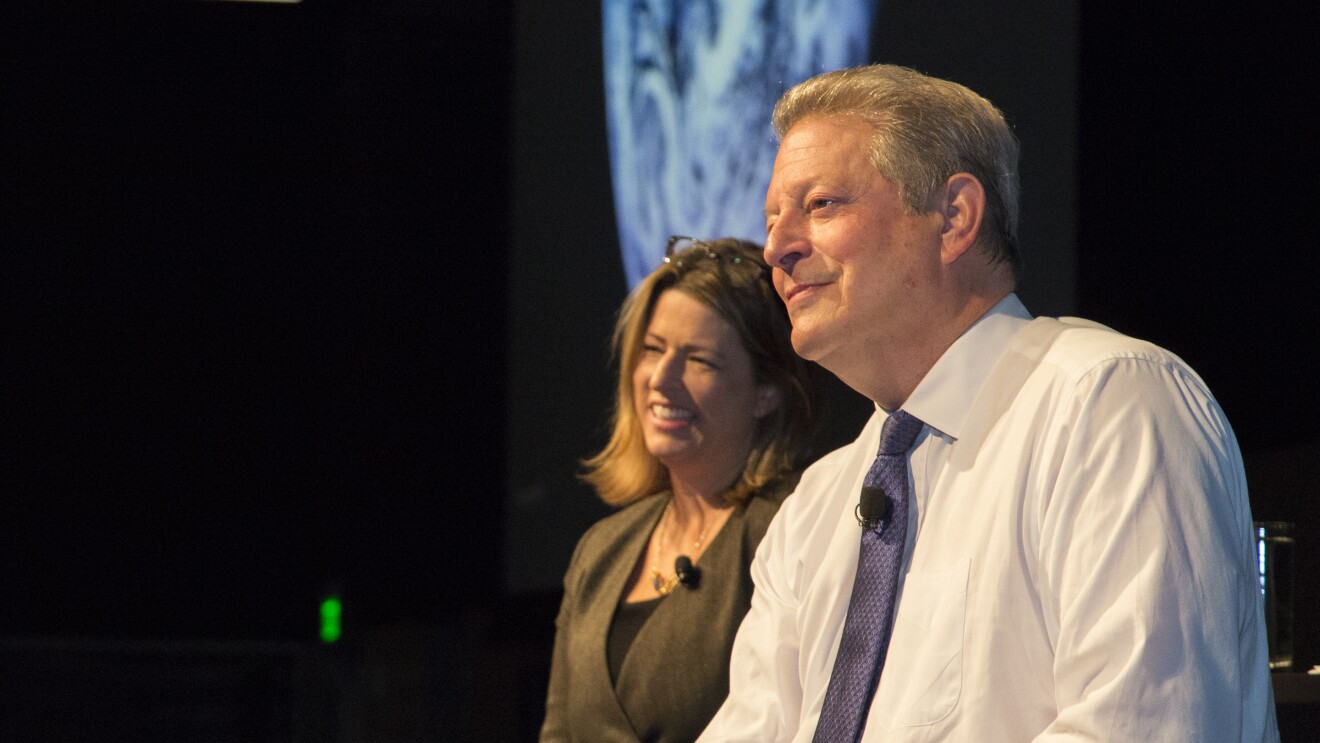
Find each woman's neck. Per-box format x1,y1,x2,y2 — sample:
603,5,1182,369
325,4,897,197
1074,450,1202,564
666,454,743,511
623,466,740,603
663,475,735,554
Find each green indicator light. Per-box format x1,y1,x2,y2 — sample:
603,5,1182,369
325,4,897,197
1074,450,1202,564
320,597,342,644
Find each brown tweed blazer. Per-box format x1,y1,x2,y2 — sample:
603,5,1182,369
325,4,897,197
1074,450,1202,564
540,483,789,743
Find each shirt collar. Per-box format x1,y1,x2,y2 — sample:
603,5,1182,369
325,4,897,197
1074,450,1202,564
893,293,1033,441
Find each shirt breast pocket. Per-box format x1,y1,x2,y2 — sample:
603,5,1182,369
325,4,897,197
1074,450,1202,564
870,557,970,730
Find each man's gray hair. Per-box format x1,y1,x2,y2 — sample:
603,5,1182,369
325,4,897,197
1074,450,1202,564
773,64,1021,277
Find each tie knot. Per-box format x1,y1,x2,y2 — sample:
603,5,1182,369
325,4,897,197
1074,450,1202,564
878,410,923,455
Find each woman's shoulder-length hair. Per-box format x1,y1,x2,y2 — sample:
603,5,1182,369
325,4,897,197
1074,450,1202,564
580,237,820,507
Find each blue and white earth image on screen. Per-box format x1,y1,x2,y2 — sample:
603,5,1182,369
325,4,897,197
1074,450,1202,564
604,0,877,288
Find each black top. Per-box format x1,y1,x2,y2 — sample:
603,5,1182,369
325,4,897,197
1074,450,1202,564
608,596,664,685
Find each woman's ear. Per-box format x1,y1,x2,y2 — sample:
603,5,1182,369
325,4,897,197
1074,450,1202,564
753,384,781,419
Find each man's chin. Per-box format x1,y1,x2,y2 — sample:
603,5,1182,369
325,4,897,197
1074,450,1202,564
789,325,830,364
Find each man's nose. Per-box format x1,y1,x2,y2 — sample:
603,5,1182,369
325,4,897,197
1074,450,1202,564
765,214,808,276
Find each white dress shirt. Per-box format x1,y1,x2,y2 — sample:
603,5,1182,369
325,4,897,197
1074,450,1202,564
700,294,1278,742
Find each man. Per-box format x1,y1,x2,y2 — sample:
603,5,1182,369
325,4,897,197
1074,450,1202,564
699,64,1277,741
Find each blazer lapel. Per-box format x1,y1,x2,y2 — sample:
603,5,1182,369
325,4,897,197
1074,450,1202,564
612,503,754,742
577,494,668,741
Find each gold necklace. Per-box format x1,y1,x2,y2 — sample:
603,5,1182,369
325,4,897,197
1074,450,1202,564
649,500,720,596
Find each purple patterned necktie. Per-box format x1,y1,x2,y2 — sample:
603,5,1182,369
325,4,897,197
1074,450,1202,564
813,410,924,743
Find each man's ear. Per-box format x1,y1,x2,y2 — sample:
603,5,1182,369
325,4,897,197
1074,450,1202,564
753,384,781,419
938,173,986,265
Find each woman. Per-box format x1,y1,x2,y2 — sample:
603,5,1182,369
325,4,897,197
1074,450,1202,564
540,237,820,742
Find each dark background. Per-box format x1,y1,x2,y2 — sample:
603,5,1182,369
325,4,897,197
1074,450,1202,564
2,0,1317,739
3,0,510,641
